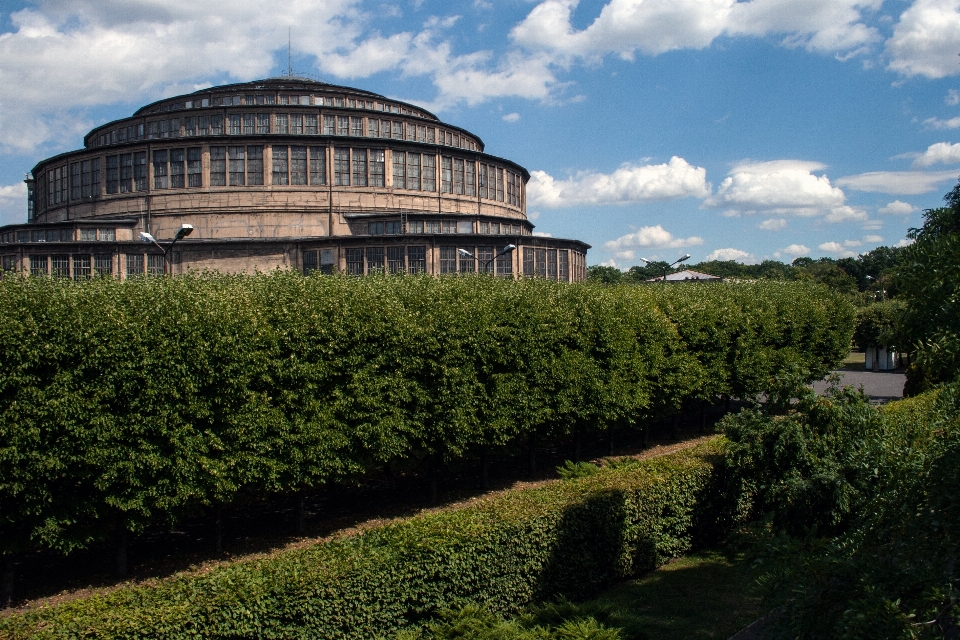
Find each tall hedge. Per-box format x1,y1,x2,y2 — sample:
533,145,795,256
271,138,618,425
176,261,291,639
0,440,734,639
0,274,853,562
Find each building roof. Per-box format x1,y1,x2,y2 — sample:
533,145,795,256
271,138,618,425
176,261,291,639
647,269,722,282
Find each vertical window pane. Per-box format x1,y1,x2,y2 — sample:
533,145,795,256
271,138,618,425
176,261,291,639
229,114,241,135
72,255,91,280
440,246,456,273
169,149,185,188
346,248,363,275
187,147,202,187
523,247,534,276
496,168,504,202
459,248,475,273
70,163,81,200
126,253,144,277
477,246,493,274
133,152,148,191
247,146,264,185
303,250,318,275
380,119,391,138
547,249,558,280
147,254,164,276
276,114,288,134
305,114,317,135
153,150,168,189
352,148,367,186
535,248,546,277
119,154,133,193
257,114,270,134
290,146,307,185
478,163,488,199
51,255,70,278
243,114,255,135
337,116,349,136
367,119,379,137
210,146,226,186
387,246,405,273
392,121,402,139
334,148,350,186
465,160,475,196
29,255,48,276
453,158,464,195
558,250,569,282
406,153,420,191
229,146,246,186
94,254,112,276
323,115,335,135
407,246,426,274
441,156,452,193
351,117,363,137
309,147,326,185
272,146,289,185
497,248,513,278
393,151,406,188
291,114,303,135
369,150,385,187
423,155,436,192
365,246,384,273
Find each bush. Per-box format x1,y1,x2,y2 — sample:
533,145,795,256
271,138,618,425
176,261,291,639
0,441,733,639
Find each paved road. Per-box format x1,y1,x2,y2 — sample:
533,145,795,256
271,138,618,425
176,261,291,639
812,368,906,404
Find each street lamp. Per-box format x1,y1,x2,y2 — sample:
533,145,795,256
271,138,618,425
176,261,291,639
458,245,516,275
640,253,690,283
138,224,194,275
866,274,886,302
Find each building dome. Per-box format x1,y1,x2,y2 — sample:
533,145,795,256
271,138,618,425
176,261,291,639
1,78,588,279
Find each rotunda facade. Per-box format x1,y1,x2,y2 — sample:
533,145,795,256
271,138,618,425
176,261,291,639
0,77,588,279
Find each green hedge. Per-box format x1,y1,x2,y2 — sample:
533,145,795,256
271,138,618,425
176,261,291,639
0,440,733,639
0,274,853,561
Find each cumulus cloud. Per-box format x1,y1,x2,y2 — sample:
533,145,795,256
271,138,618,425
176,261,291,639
604,225,704,251
835,170,959,195
779,244,811,257
879,200,918,215
509,0,880,61
895,237,916,247
532,231,553,237
528,157,710,208
922,116,960,130
705,247,755,262
886,0,960,79
0,182,28,226
863,234,884,243
759,218,788,230
502,112,521,122
702,160,860,222
819,241,859,258
912,142,960,167
948,90,960,106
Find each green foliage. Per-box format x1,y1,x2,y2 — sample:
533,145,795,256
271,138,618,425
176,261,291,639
852,300,904,349
721,375,960,638
557,461,600,480
401,604,622,639
0,274,851,565
0,442,727,638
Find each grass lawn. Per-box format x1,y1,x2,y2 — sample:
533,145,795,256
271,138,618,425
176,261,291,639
564,527,766,640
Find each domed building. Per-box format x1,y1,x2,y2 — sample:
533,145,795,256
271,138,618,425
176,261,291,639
0,78,588,280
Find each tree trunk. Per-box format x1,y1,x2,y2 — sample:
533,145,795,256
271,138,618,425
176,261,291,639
215,505,223,554
116,527,129,578
296,492,307,536
1,554,14,609
573,424,581,463
528,435,537,478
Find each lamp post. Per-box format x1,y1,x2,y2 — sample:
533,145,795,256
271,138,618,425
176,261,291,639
866,274,886,302
640,254,691,283
458,244,517,275
139,224,194,275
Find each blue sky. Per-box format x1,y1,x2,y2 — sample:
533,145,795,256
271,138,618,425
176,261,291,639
1,0,959,267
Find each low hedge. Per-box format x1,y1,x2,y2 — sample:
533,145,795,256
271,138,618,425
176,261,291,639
0,440,733,639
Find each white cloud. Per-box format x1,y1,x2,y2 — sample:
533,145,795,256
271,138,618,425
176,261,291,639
532,231,553,237
886,0,960,79
922,116,960,130
705,247,754,262
759,218,788,230
502,112,521,122
614,250,635,260
835,170,959,195
604,225,704,251
509,0,880,61
863,234,884,243
528,157,710,208
703,160,858,222
861,218,883,230
948,90,960,106
818,241,858,258
780,244,811,257
0,182,28,226
879,200,918,215
895,237,916,247
912,142,960,167
823,205,869,223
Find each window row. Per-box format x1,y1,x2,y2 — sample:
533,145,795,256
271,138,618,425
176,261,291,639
0,228,115,244
522,247,571,281
20,254,163,278
439,246,513,277
150,93,429,119
365,220,526,236
35,149,522,208
94,114,477,151
345,246,428,276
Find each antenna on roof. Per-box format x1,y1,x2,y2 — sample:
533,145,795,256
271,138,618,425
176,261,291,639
288,27,293,77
